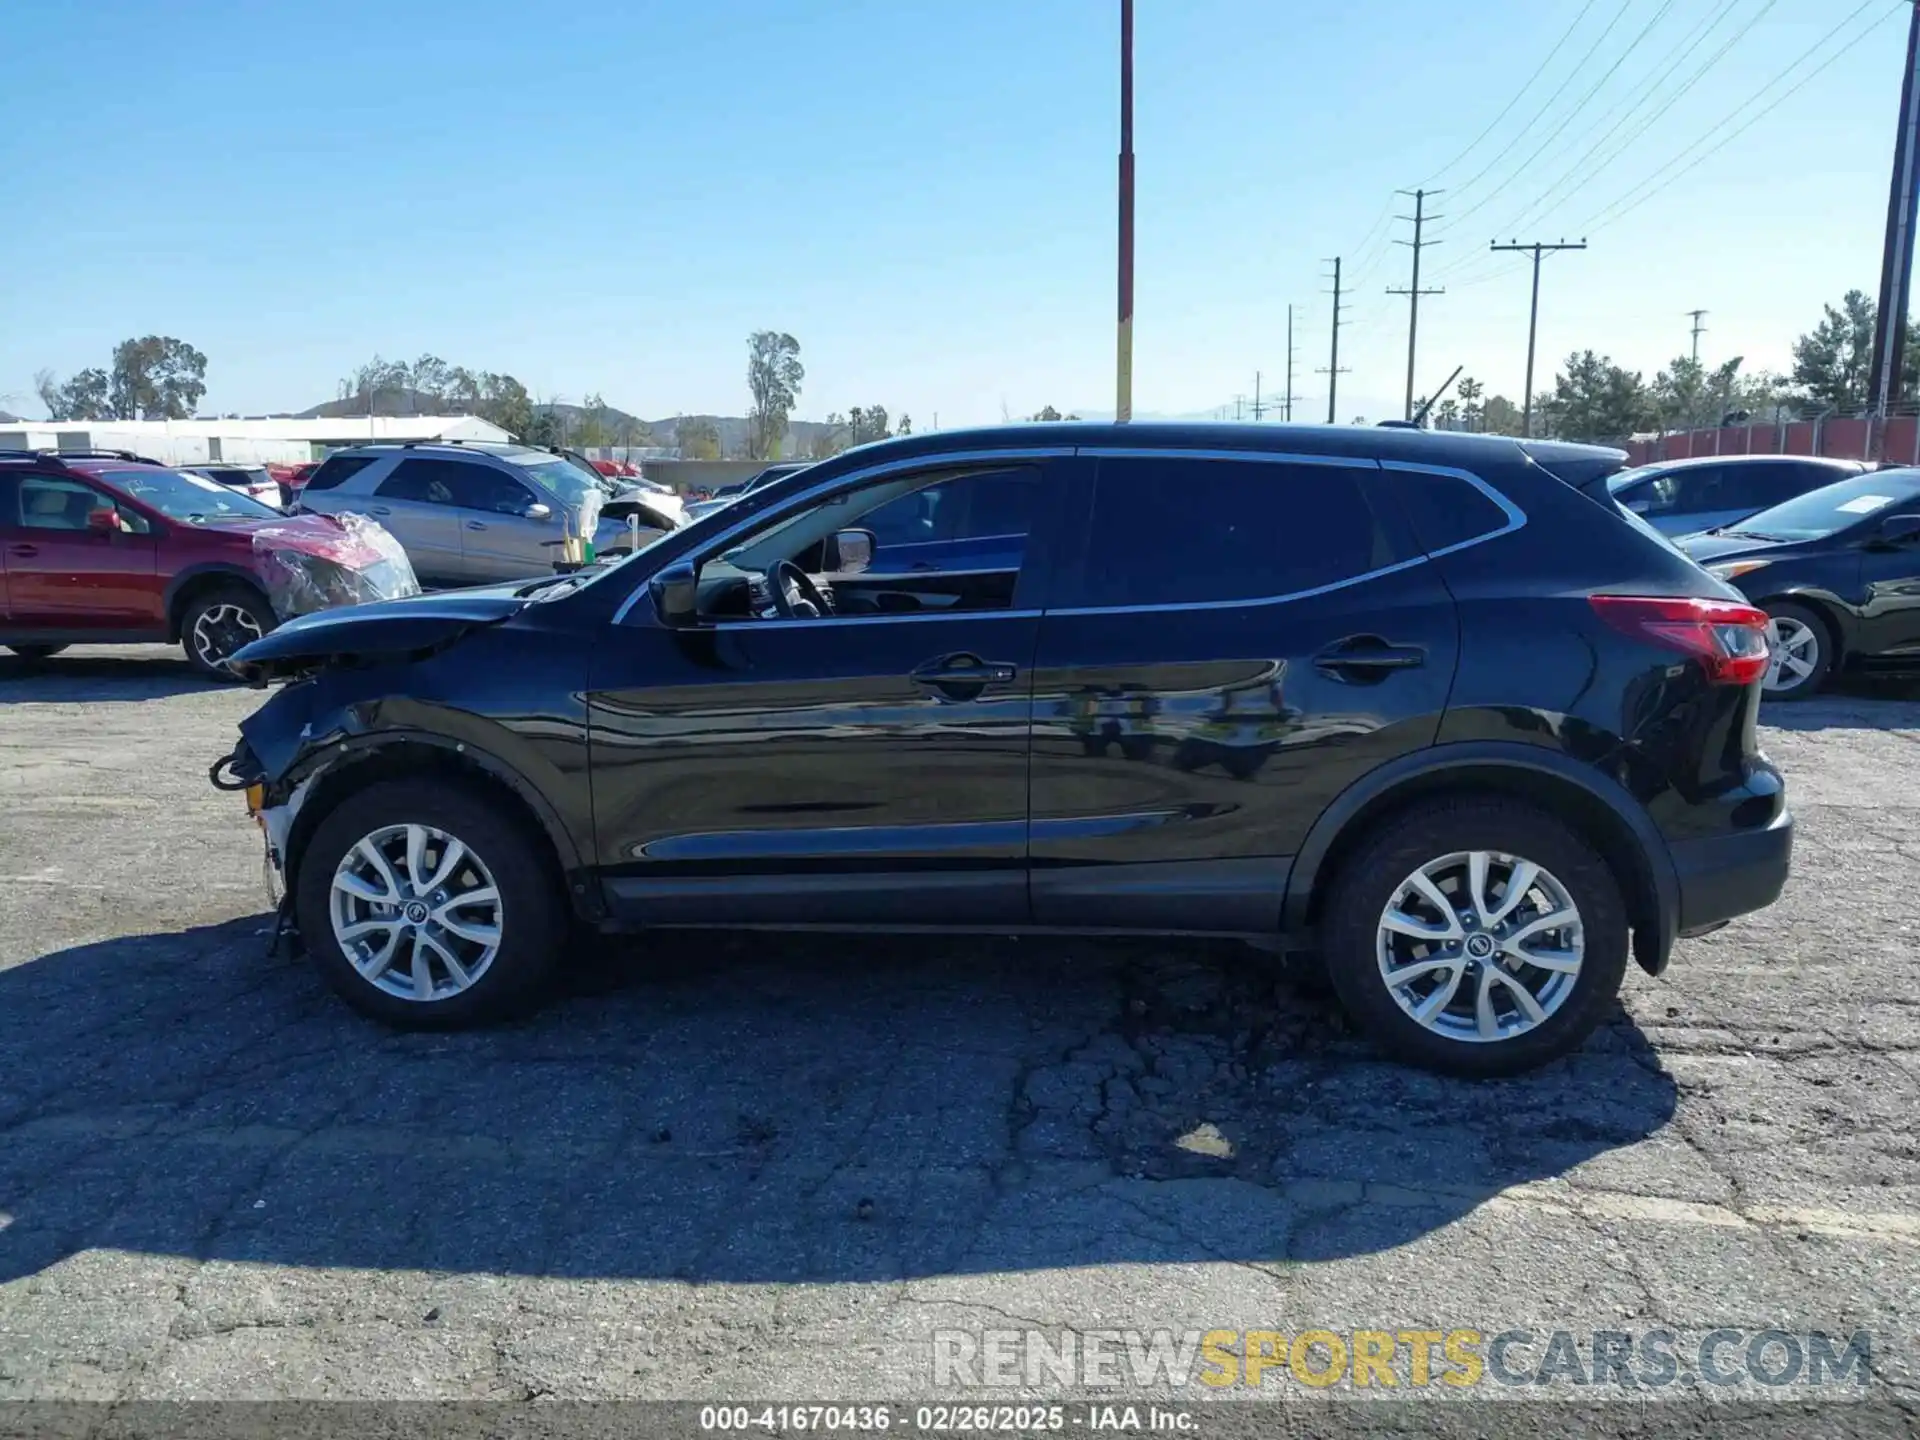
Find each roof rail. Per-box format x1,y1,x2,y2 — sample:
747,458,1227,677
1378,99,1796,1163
0,447,167,467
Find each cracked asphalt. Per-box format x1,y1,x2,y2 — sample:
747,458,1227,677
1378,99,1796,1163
1,646,1916,1433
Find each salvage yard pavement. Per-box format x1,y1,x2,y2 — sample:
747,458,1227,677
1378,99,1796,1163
1,646,1917,1433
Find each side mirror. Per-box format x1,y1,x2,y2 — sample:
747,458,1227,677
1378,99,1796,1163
649,560,700,628
1871,513,1920,548
825,528,876,575
523,501,553,521
86,507,119,534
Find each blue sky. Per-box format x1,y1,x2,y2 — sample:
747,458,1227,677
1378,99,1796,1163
0,0,1909,427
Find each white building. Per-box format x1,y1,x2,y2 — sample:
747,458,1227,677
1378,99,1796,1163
0,414,513,466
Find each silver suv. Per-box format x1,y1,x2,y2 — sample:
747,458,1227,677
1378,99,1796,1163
295,442,639,586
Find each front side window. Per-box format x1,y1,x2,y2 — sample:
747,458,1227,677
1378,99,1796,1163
13,476,153,533
859,468,1038,550
442,466,536,515
1062,457,1400,609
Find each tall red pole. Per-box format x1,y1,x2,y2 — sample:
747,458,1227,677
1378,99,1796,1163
1116,0,1134,423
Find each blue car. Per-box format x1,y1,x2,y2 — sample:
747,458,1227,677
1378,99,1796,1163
1606,455,1867,537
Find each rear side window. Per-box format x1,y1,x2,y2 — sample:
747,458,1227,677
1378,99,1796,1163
1386,468,1513,554
302,454,376,491
1064,457,1400,608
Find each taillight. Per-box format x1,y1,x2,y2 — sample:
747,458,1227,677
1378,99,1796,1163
1589,595,1771,686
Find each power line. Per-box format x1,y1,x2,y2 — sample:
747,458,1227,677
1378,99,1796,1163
1387,189,1446,421
1441,0,1684,237
1439,0,1639,208
1442,0,1767,275
1415,0,1605,189
1580,0,1898,234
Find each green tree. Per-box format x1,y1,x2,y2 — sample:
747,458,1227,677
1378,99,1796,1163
576,392,613,449
1541,351,1652,444
746,330,804,460
108,336,207,419
678,417,721,460
897,413,912,436
1481,394,1524,436
34,366,113,421
1455,377,1485,432
811,415,849,459
1791,290,1875,413
848,406,892,445
476,373,532,437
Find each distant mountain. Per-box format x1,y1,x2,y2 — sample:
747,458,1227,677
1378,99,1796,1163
293,393,838,457
0,410,19,424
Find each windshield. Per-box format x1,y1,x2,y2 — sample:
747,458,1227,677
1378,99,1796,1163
106,468,280,522
517,457,600,510
1729,471,1920,541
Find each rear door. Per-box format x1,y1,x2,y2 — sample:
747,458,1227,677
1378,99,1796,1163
1026,450,1458,931
1856,494,1920,662
366,459,468,585
0,474,162,631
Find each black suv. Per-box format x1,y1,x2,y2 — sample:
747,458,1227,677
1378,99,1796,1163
216,424,1792,1076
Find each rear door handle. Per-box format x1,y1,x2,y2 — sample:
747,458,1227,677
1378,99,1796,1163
8,544,38,558
911,653,1018,699
1315,637,1427,681
466,521,488,531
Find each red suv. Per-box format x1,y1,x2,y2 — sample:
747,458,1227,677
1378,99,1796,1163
1,450,416,677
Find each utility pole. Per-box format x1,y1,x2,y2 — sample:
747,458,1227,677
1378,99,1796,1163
1387,188,1445,421
1116,0,1135,423
1688,309,1709,363
1250,371,1265,421
1868,0,1920,458
1284,304,1301,422
1490,238,1588,439
1318,258,1351,424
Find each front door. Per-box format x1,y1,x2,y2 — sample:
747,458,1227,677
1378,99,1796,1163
1026,451,1459,932
440,467,555,583
588,456,1065,926
0,474,162,632
1857,499,1920,662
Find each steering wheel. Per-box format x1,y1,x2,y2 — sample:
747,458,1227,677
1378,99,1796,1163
767,559,830,620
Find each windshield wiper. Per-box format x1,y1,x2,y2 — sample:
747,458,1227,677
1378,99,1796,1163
1717,528,1780,542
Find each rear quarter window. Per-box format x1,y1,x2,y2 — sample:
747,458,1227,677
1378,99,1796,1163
1385,468,1514,554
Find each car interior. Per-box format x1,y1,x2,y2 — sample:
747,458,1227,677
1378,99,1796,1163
679,468,1027,623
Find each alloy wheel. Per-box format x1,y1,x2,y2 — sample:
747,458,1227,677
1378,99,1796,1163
1375,850,1585,1044
1764,616,1820,694
328,823,504,1001
191,602,264,669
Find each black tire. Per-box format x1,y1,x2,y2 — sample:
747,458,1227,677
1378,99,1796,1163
5,644,69,660
179,584,276,679
1760,600,1835,701
1319,798,1630,1078
295,779,566,1029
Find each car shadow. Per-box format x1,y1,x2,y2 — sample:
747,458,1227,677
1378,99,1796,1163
0,916,1680,1284
0,648,227,701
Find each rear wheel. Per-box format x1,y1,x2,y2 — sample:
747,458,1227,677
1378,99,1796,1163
1761,601,1833,700
1319,798,1629,1077
295,780,565,1028
5,644,69,660
180,585,274,678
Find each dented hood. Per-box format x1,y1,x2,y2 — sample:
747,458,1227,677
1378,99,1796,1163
230,583,528,672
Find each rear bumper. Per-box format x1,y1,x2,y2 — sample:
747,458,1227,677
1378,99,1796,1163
1668,808,1794,936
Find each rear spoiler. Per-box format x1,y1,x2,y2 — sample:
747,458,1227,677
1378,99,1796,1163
1521,441,1629,500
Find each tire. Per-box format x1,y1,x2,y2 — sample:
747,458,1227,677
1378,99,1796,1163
295,779,565,1029
1761,600,1834,701
180,584,275,679
5,644,69,660
1318,798,1630,1078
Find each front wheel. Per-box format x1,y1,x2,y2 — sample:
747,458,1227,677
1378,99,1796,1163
1761,601,1833,700
180,585,275,679
295,780,565,1028
1319,798,1629,1077
5,644,69,660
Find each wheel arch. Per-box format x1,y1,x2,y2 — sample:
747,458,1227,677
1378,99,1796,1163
283,733,596,923
164,563,269,641
1284,742,1680,977
1755,589,1854,668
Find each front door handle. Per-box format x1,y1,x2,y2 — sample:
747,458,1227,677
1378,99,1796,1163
1315,637,1426,682
466,521,489,531
368,506,392,517
8,544,38,558
911,653,1018,700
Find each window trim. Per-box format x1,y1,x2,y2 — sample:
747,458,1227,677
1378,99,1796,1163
1046,451,1525,617
606,445,1526,625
